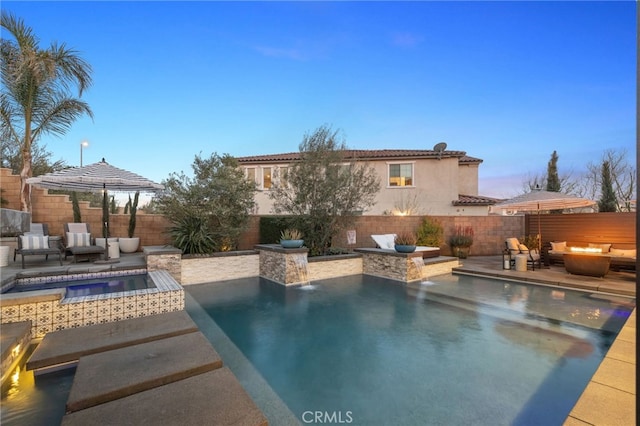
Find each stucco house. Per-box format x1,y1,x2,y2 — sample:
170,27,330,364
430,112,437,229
235,149,501,216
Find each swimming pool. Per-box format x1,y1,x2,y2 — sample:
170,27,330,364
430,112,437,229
185,274,634,426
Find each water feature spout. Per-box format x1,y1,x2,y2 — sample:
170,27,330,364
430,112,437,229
290,253,310,286
411,256,425,281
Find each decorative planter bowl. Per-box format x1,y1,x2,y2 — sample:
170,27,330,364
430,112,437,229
280,239,304,248
395,244,416,253
119,237,140,253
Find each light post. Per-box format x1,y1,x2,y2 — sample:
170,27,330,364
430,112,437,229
80,141,89,166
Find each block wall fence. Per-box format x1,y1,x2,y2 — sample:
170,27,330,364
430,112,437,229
3,168,634,255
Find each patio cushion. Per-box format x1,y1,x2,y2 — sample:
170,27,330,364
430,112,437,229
20,235,50,250
371,234,396,249
67,232,91,247
550,241,567,252
588,243,612,253
518,244,529,253
609,248,636,258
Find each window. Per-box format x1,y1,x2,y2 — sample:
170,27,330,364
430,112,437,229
388,163,414,187
262,167,272,190
246,168,256,184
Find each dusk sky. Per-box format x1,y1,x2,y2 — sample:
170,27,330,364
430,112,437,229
3,1,635,200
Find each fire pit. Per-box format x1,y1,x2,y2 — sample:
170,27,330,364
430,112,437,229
563,251,611,277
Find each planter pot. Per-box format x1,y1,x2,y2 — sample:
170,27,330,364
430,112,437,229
119,237,140,253
452,246,471,259
394,244,416,253
280,239,304,248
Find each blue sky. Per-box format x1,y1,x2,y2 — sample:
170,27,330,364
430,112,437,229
3,1,636,199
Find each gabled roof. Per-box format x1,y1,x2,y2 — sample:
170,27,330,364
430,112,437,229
236,149,483,164
453,194,504,206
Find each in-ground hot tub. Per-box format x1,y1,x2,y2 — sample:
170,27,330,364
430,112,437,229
0,269,184,339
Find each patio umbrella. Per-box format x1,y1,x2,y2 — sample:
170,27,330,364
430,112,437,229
491,188,596,251
26,158,164,261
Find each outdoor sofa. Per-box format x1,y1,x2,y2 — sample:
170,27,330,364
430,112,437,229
545,241,636,272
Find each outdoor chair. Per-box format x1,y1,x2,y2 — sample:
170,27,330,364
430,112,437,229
63,223,105,263
14,223,63,268
505,238,541,271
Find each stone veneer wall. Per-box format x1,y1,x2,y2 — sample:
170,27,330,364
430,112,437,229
308,255,363,281
181,252,259,285
144,246,182,283
256,244,310,286
358,249,425,282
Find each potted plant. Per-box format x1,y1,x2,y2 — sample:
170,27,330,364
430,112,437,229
280,228,304,248
119,192,140,253
394,231,417,253
449,225,474,258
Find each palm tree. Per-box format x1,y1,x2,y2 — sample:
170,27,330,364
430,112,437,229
1,12,93,212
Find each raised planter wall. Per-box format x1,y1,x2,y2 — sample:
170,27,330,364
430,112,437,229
181,252,259,285
308,255,363,281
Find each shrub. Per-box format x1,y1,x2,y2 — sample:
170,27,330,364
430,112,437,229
416,216,443,247
169,215,217,254
449,226,474,247
280,228,302,240
395,231,417,246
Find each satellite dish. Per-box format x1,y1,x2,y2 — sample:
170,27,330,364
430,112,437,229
433,142,447,159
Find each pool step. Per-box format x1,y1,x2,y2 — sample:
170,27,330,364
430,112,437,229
26,310,198,373
66,331,223,412
61,367,268,426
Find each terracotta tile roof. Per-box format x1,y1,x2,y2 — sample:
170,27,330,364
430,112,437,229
235,149,483,164
453,194,505,206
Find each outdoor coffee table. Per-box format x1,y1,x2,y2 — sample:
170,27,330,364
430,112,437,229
563,253,611,278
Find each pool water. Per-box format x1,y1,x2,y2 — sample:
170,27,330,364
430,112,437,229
6,274,154,297
186,274,634,426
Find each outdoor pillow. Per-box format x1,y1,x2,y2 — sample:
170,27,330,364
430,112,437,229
20,235,49,250
609,248,636,257
588,243,612,253
518,244,529,254
66,232,91,248
550,241,566,252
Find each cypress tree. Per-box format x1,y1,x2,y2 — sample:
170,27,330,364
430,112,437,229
598,161,617,212
546,151,561,192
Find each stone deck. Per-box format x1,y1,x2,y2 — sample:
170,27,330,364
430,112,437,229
26,310,198,372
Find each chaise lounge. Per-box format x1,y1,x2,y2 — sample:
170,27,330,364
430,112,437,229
371,234,441,258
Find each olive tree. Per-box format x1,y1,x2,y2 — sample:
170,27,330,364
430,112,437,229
269,125,380,256
155,153,256,253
